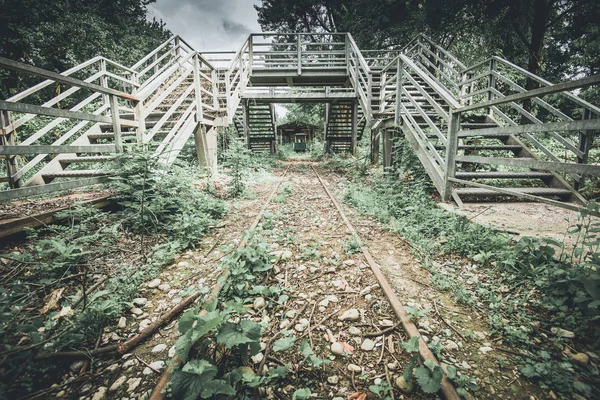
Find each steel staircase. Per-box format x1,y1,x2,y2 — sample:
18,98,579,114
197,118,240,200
377,34,599,209
1,32,598,209
233,102,277,152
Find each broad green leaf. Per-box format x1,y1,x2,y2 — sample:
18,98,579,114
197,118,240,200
273,336,295,352
217,320,262,349
400,336,421,353
292,388,312,399
268,365,290,379
415,365,443,394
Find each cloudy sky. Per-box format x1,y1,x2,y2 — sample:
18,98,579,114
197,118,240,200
147,0,263,52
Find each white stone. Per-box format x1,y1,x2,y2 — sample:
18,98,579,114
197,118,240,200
92,387,107,400
286,309,298,319
109,376,127,392
158,283,171,292
152,343,168,353
123,359,137,369
349,326,361,335
327,375,339,384
461,361,471,370
127,377,142,393
330,342,344,355
395,376,414,393
148,278,161,288
479,346,493,354
132,298,147,306
168,345,177,358
253,297,266,309
150,361,164,370
551,327,575,338
177,261,190,268
445,340,459,351
138,319,152,332
131,307,143,315
251,352,264,364
348,364,362,372
70,360,85,372
117,317,127,329
361,338,376,351
339,309,360,321
281,250,292,260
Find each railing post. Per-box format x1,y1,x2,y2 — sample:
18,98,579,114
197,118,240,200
211,69,219,110
132,72,146,145
248,35,254,71
225,71,231,120
243,100,251,149
574,109,596,191
443,110,460,201
99,59,110,113
174,36,181,60
1,110,20,188
380,70,387,113
351,99,358,156
297,34,302,76
110,95,123,153
394,58,404,126
193,53,204,124
345,35,350,75
487,58,496,118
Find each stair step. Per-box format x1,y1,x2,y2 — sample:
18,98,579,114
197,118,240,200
88,132,137,140
59,156,117,164
455,171,553,180
43,170,112,179
434,145,522,151
455,187,572,199
461,123,498,129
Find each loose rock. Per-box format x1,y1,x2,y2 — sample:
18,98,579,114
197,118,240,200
348,364,362,372
330,342,344,355
147,279,161,288
92,387,107,400
361,338,376,351
571,352,590,367
127,377,142,393
109,376,127,392
339,309,360,321
253,297,266,309
117,317,127,329
395,376,414,393
152,343,168,353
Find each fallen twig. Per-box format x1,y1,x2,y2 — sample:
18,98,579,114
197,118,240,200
363,323,401,337
434,301,466,341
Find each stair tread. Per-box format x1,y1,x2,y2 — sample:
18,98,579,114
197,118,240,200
455,171,553,179
43,170,112,178
455,187,571,196
59,156,117,163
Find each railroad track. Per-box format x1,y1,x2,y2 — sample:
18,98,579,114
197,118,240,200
151,162,458,399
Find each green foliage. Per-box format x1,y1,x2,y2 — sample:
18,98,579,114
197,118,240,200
273,336,296,352
219,233,273,300
110,152,226,249
403,306,431,322
171,360,236,400
415,360,444,394
292,388,312,400
0,0,169,99
217,320,262,355
299,340,331,368
224,139,252,197
272,183,293,203
344,234,362,254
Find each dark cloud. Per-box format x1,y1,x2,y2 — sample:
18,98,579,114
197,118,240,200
147,0,261,51
222,19,251,35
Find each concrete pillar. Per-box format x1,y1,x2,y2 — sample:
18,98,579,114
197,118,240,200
370,128,380,164
194,124,218,177
383,128,393,172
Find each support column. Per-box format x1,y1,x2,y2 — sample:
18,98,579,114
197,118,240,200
324,103,330,154
370,128,380,164
574,109,595,191
242,100,251,149
194,124,218,177
382,128,393,173
351,100,358,156
1,110,20,188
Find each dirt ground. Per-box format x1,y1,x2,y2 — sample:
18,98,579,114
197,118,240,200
3,164,578,399
438,202,583,251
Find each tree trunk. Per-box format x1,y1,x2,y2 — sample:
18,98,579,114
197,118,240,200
526,0,553,90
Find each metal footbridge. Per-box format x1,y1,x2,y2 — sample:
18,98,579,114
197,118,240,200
1,33,599,210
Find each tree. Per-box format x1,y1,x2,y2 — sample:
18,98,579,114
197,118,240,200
0,0,170,98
